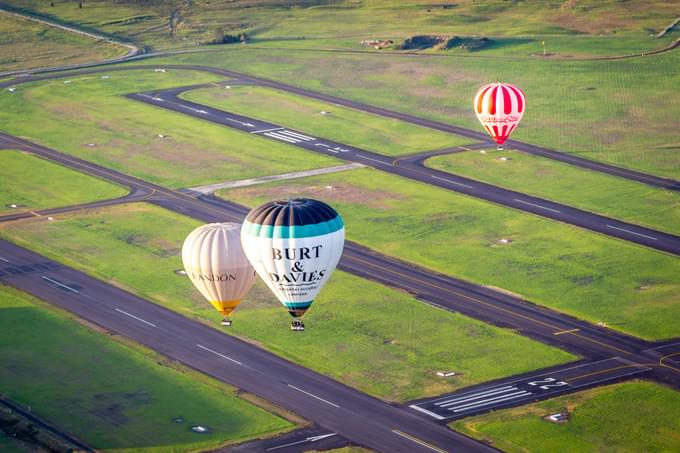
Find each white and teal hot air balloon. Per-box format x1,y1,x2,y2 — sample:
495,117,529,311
241,199,345,331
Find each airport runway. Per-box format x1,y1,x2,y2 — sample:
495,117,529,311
2,63,678,193
1,131,673,362
128,87,680,256
0,240,496,453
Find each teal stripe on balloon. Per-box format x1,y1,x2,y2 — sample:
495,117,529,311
242,216,344,239
282,301,313,309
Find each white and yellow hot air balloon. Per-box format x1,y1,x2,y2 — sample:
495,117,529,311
182,223,256,326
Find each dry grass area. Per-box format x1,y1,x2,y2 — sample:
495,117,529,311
0,13,126,71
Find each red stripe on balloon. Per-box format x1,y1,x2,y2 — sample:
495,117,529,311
508,85,524,113
502,86,512,115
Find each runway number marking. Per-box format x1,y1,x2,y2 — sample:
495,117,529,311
606,224,658,241
114,308,156,327
392,430,448,453
287,384,339,408
196,344,244,366
41,276,79,293
527,377,568,390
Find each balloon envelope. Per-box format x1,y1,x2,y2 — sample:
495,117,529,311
474,82,526,146
182,223,256,317
241,198,345,318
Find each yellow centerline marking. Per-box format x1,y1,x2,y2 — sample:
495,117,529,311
660,352,680,373
554,328,580,335
344,254,632,355
392,429,448,453
568,364,648,382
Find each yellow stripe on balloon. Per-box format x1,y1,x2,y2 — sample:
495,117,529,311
210,300,241,316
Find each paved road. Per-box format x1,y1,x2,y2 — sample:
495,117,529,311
2,131,675,362
2,63,677,193
0,240,497,453
410,357,651,420
129,87,680,256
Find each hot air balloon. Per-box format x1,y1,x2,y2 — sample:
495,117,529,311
241,198,345,331
474,82,526,150
182,223,256,326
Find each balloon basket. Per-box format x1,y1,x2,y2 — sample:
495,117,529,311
291,320,305,332
496,145,504,151
220,318,232,327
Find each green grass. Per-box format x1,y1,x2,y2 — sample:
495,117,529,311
427,148,680,235
0,433,24,453
0,285,293,452
0,68,339,188
181,85,471,156
217,167,680,340
0,12,126,72
452,381,680,453
150,43,680,179
0,203,575,402
6,1,679,54
0,150,128,214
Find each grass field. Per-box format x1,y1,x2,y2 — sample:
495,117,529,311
151,43,680,179
0,150,128,214
452,381,680,453
0,433,24,453
217,167,680,340
181,85,471,156
0,285,293,452
0,203,575,402
0,12,126,72
0,69,339,188
6,1,678,54
427,148,680,235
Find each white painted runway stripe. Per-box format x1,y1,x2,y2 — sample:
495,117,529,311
606,224,658,241
265,132,300,143
279,130,315,141
452,390,531,412
41,275,79,293
197,344,244,366
114,308,156,327
513,198,561,214
392,430,447,453
437,386,517,407
288,384,340,408
409,404,445,420
356,154,388,165
0,256,9,263
252,127,284,134
431,175,474,189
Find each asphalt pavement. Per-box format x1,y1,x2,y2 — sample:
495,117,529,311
0,240,497,453
128,87,680,256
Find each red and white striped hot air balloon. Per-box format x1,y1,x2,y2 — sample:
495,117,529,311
474,83,526,150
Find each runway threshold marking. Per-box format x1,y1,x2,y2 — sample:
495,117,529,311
114,308,156,327
606,224,658,241
287,384,340,408
554,328,580,335
513,198,561,214
41,275,79,293
391,430,448,453
344,254,633,355
408,404,445,420
196,344,244,366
